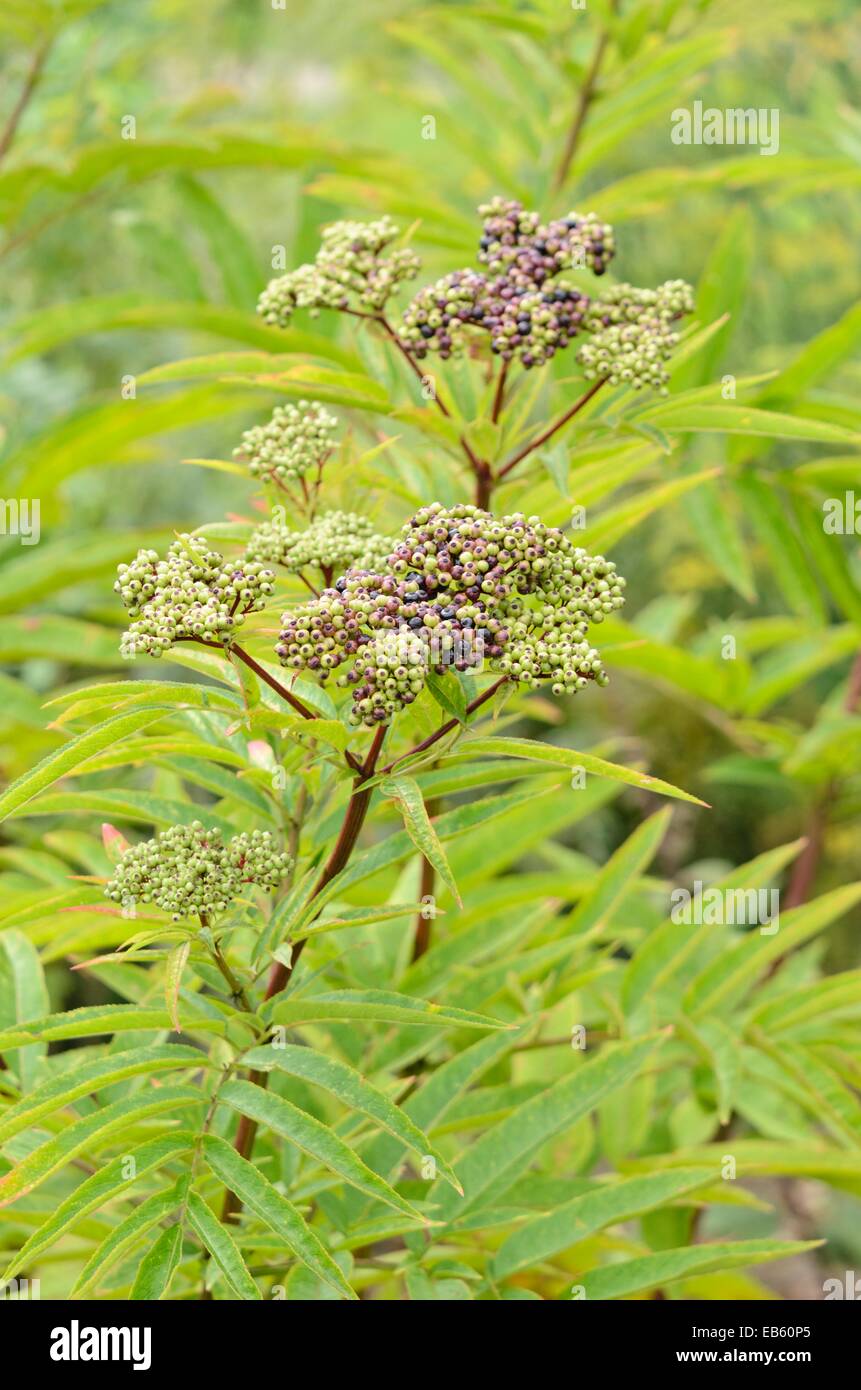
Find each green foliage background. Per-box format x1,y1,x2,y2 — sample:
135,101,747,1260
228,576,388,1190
0,0,860,1301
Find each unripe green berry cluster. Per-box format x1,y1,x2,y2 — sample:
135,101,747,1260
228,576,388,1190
233,401,337,485
275,502,625,725
115,535,275,659
104,823,292,921
257,216,421,327
246,511,392,579
578,280,695,392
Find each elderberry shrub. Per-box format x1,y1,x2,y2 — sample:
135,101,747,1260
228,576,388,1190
104,825,292,922
257,197,693,391
276,502,625,726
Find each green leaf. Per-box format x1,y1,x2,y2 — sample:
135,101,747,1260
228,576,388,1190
585,470,719,551
0,1086,202,1207
71,1178,190,1297
744,627,859,716
243,1044,462,1194
176,176,260,310
747,970,861,1036
733,472,825,622
678,471,756,602
0,709,171,823
219,1079,427,1221
10,386,266,500
638,401,860,446
683,883,861,1017
0,616,124,667
493,1167,715,1279
1,1133,195,1282
165,942,191,1034
676,209,754,389
46,679,240,720
434,1035,666,1221
456,737,708,806
187,1190,261,1300
629,1141,861,1186
760,301,861,402
130,1223,183,1300
567,809,671,939
201,1134,356,1300
675,1017,738,1126
380,776,462,906
361,1027,530,1189
267,989,507,1032
751,1033,861,1148
292,902,431,941
579,1238,821,1300
424,669,467,724
0,1002,225,1050
620,839,806,1015
0,1044,205,1144
0,930,49,1092
0,531,172,614
3,295,359,368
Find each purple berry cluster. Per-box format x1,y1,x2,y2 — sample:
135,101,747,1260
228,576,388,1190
275,503,624,726
397,197,614,368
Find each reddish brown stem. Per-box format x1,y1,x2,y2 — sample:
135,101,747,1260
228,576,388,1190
230,643,318,722
491,361,509,424
376,313,451,419
0,38,52,166
411,799,440,963
474,461,494,509
380,676,508,777
220,726,386,1220
345,306,491,503
497,377,607,480
553,25,612,193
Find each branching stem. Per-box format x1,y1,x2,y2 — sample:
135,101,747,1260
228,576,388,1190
496,377,607,480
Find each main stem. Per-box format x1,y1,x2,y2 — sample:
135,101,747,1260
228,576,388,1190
220,723,386,1223
411,798,440,962
0,38,52,167
553,4,617,193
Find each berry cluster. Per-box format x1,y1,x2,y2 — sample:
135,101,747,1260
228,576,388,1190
104,824,292,921
257,217,421,327
398,270,591,368
115,535,275,659
233,401,337,487
246,511,392,581
252,198,693,390
477,197,614,279
577,280,695,392
396,197,616,368
275,503,624,725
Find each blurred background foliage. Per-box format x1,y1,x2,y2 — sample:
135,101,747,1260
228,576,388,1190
1,0,860,1296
